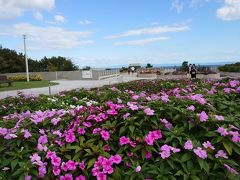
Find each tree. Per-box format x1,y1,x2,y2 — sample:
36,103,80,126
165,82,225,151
146,63,153,68
218,62,240,72
181,61,188,72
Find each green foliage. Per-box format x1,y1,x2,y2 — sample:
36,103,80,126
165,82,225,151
8,74,42,81
146,63,153,68
218,62,240,72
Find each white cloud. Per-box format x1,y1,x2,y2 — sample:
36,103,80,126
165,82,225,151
33,11,43,21
79,20,92,25
0,0,55,19
114,37,170,46
105,24,189,39
171,0,184,13
217,0,240,21
0,23,94,50
54,15,66,23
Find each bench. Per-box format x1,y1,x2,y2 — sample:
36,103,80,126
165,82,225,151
0,75,13,87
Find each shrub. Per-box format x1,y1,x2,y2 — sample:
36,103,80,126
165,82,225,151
0,79,239,179
8,74,43,81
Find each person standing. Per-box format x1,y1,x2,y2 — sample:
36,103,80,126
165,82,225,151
190,64,197,78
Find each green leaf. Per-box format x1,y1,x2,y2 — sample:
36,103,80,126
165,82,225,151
223,141,233,155
129,125,135,134
87,158,96,169
181,153,192,163
11,159,18,171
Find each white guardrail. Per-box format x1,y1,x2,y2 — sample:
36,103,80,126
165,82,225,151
98,69,120,80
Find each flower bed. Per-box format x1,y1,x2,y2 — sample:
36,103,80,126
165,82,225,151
0,79,240,180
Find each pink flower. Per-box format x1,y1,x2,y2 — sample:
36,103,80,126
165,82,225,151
193,147,208,159
145,130,162,145
21,129,32,139
46,151,56,159
61,162,68,172
217,127,229,136
100,130,110,141
159,150,171,159
51,117,61,125
77,128,86,135
0,127,7,136
97,172,107,180
107,109,118,115
60,174,73,180
38,165,47,178
160,118,172,131
30,153,41,163
52,166,60,176
65,160,77,170
37,143,47,152
38,135,48,144
123,113,130,119
144,108,154,116
51,156,61,167
223,163,239,175
93,128,102,134
202,141,215,150
132,95,140,100
197,111,208,122
215,150,228,159
65,131,76,143
145,151,152,159
83,122,92,127
161,95,169,103
110,154,122,164
184,140,193,150
135,165,141,173
187,105,195,111
76,175,85,180
119,136,130,146
24,175,32,180
79,161,85,170
214,115,224,121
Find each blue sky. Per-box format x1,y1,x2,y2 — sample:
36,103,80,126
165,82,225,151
0,0,240,67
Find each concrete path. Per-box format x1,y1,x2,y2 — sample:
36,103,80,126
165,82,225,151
0,74,155,99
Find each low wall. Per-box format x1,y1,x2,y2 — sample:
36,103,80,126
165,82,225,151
220,72,240,78
1,69,120,81
157,73,220,79
137,73,157,78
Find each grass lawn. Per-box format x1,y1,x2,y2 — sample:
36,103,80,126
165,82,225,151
0,80,58,92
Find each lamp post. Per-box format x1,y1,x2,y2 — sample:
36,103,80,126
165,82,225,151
23,34,29,82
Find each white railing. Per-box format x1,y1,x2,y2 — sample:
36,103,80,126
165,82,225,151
98,69,120,80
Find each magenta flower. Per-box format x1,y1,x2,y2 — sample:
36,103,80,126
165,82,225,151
110,154,122,164
215,150,228,159
145,151,152,159
77,128,86,135
144,108,155,116
197,111,208,122
145,130,162,145
65,131,76,143
107,109,118,115
51,156,61,167
65,160,77,171
51,117,61,125
60,174,73,180
193,147,207,159
202,141,215,150
52,166,60,176
97,172,107,180
79,161,85,170
83,122,92,127
46,151,56,159
100,130,110,141
93,128,102,134
119,136,131,146
135,165,141,173
184,140,193,150
38,165,47,178
76,175,86,180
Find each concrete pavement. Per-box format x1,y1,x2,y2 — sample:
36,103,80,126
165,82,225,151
0,74,155,99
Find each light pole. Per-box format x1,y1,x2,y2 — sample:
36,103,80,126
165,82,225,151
23,34,29,82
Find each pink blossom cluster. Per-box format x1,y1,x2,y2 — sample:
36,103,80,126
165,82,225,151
92,155,122,180
159,144,181,159
127,102,139,111
193,147,208,159
184,140,193,150
190,94,206,104
144,108,155,116
119,136,136,147
197,111,208,122
30,153,47,177
217,127,240,143
145,130,162,145
160,118,172,131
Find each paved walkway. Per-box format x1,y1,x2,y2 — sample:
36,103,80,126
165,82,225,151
0,74,155,99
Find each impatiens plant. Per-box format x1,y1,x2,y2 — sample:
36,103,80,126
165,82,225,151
0,79,240,179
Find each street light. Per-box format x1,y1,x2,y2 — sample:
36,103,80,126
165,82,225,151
23,34,29,82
